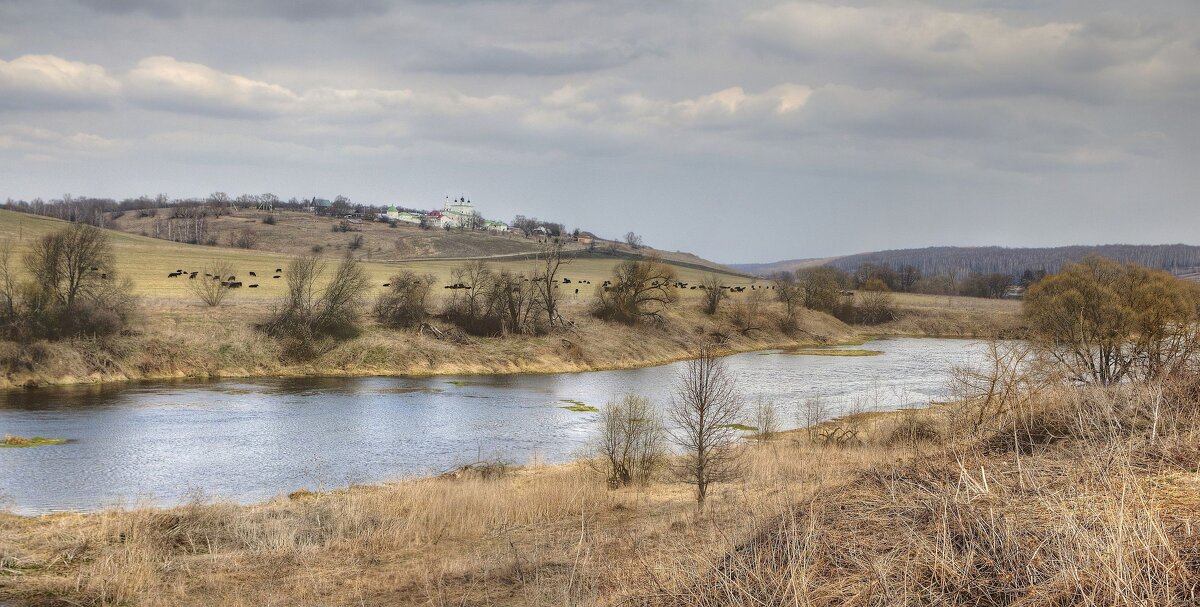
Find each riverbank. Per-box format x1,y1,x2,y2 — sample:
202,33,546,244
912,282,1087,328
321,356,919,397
0,293,1017,390
3,381,1194,606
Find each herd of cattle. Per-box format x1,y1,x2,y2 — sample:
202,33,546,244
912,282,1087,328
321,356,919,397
163,267,771,294
165,267,286,289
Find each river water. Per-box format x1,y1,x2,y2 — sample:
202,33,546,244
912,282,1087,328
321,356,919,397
0,338,986,514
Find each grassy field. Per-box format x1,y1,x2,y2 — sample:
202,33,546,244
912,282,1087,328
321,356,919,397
0,210,758,304
3,381,1196,606
0,210,1022,389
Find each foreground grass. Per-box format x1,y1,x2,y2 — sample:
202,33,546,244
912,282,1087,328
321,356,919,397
4,381,1195,606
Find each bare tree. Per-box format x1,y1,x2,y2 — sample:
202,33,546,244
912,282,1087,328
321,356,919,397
753,398,780,439
24,222,115,309
798,396,828,442
732,288,766,335
375,271,435,328
188,261,235,307
532,240,567,327
624,231,643,249
262,255,370,347
593,256,677,324
668,346,745,508
594,394,666,487
772,271,804,332
700,273,726,315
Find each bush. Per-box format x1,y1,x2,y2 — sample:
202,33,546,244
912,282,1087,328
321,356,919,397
259,256,370,358
0,224,136,341
228,229,257,249
441,261,548,336
1024,256,1200,384
375,271,435,328
348,234,364,250
593,256,676,324
593,395,666,487
261,214,276,225
188,262,235,307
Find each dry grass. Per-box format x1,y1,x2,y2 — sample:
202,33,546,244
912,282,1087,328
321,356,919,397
875,292,1025,338
5,381,1196,606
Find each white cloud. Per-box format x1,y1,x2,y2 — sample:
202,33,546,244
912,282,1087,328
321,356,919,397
125,56,300,117
0,55,120,109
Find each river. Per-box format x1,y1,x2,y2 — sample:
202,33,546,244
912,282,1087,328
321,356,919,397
0,337,986,514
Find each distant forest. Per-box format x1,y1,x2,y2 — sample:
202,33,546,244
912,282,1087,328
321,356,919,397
826,245,1200,278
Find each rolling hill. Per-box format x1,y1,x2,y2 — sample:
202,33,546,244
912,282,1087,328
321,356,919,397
735,244,1200,279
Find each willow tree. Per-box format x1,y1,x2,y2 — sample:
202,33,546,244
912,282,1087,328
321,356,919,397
1024,256,1200,384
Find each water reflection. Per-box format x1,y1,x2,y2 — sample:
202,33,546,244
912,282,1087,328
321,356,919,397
0,338,985,513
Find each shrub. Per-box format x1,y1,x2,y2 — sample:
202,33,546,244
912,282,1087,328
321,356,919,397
593,256,676,324
1024,256,1200,384
228,229,257,249
442,261,546,336
348,234,364,250
375,271,435,328
261,214,276,225
593,395,666,487
0,225,136,340
260,256,370,357
188,262,235,307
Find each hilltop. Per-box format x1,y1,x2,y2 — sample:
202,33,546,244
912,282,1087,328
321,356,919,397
101,207,744,275
735,244,1200,278
0,210,846,389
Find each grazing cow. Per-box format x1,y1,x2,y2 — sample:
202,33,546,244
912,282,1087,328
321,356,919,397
189,272,198,279
273,275,281,279
167,272,180,278
382,283,391,287
248,284,258,288
563,278,571,284
249,271,257,277
275,268,282,273
230,281,243,288
574,288,579,295
100,273,107,279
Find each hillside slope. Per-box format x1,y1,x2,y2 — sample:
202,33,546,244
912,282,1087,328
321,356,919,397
106,208,743,275
739,244,1200,277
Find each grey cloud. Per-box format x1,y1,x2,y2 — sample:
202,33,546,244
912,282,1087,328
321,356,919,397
407,41,651,76
0,1,1197,262
74,0,389,20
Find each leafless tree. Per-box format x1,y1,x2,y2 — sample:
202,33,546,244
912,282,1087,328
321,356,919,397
24,222,114,309
700,273,726,315
375,271,435,328
753,398,780,439
228,228,258,249
624,231,643,249
772,271,804,331
732,288,766,335
668,345,745,508
188,261,235,307
533,240,567,327
262,255,370,349
593,256,677,324
798,396,828,442
594,394,666,487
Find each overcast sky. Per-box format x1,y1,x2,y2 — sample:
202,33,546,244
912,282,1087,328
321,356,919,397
1,1,1197,263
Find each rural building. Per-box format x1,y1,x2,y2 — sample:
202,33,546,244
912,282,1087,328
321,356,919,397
576,231,597,245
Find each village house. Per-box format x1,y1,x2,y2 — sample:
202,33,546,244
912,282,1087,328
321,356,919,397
576,231,597,246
